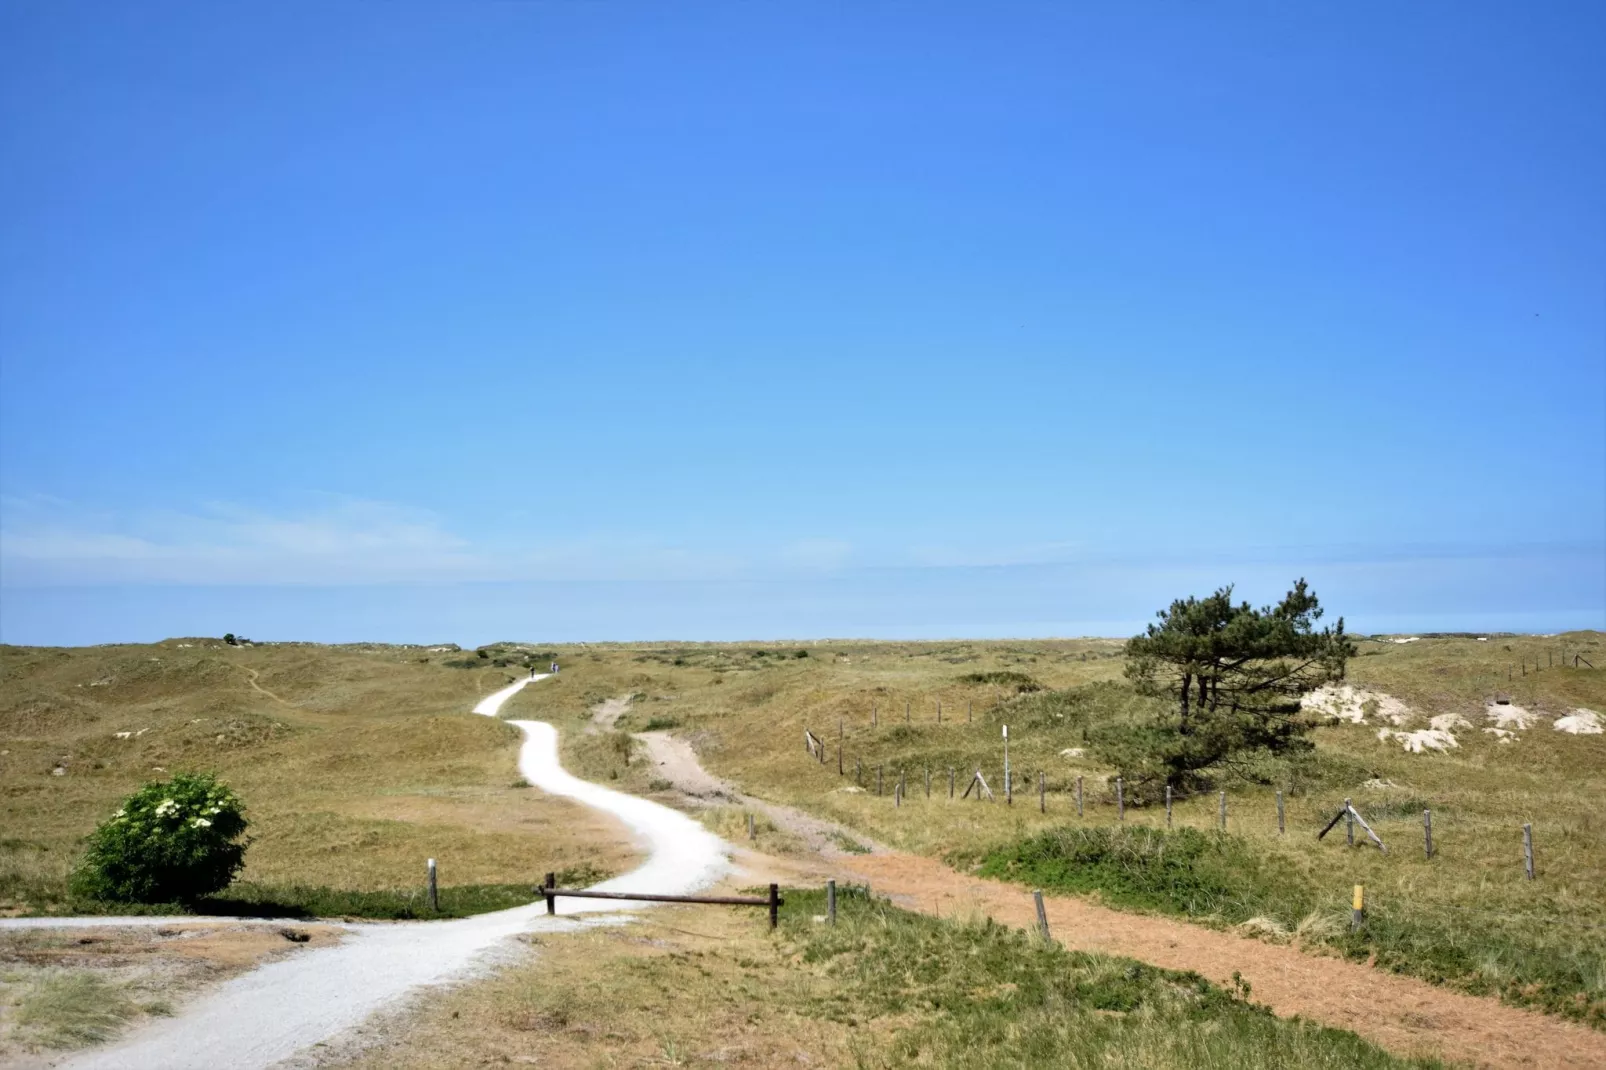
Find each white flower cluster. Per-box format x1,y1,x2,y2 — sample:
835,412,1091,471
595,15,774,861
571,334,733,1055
154,799,178,817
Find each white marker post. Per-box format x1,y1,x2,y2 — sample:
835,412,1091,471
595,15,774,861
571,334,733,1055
1003,725,1011,807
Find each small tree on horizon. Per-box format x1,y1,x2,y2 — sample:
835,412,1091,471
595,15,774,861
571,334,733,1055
1119,579,1355,792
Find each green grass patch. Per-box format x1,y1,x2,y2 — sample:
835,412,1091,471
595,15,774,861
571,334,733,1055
977,825,1606,1028
958,670,1043,692
777,887,1439,1069
14,876,610,920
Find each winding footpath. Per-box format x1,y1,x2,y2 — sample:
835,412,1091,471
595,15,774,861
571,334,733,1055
7,676,730,1070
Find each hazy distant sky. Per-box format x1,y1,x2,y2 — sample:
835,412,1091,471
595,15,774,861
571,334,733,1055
2,3,1602,645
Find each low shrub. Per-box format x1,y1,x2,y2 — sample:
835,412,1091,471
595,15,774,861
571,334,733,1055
70,773,248,904
959,670,1043,692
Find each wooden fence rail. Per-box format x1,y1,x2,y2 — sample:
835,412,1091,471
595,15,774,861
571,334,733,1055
539,875,783,927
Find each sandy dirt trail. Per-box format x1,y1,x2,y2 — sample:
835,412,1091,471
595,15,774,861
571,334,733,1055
9,676,733,1070
637,731,1606,1070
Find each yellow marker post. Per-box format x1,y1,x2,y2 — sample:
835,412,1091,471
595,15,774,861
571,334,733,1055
1351,884,1365,932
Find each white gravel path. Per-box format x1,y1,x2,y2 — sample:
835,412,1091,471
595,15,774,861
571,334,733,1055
15,674,731,1070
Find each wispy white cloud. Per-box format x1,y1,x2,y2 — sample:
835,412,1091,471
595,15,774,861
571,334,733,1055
0,495,480,585
0,495,831,585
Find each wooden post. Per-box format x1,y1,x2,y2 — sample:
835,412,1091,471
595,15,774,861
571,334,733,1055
905,700,910,723
1165,784,1173,828
428,858,438,912
838,744,843,776
1039,771,1045,813
1351,884,1364,932
1116,777,1125,821
1423,809,1433,859
747,812,755,841
877,765,883,796
968,700,973,723
949,767,955,799
937,699,942,723
544,871,555,915
1002,724,1011,805
768,883,779,929
1524,823,1535,880
1006,769,1013,806
827,879,837,925
1345,797,1355,847
1076,775,1084,816
1033,889,1050,940
1276,791,1285,835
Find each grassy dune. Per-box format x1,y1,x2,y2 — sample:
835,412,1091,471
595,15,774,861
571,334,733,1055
0,640,637,915
6,632,1604,1027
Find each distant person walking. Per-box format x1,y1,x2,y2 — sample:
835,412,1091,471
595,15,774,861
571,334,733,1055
550,660,559,674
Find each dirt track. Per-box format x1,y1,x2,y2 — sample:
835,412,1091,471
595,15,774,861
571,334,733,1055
639,731,1606,1070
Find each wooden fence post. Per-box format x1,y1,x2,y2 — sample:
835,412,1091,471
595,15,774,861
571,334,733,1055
1276,791,1285,835
1006,770,1013,806
1039,772,1046,814
544,871,556,915
937,700,942,723
827,879,837,925
1423,809,1433,859
1033,890,1050,940
1345,797,1355,847
1351,884,1364,932
1524,823,1535,880
768,883,779,929
895,778,902,807
968,700,973,723
1165,785,1173,828
838,744,843,776
1117,777,1125,821
949,767,955,799
905,700,910,723
877,766,883,796
1219,791,1227,831
427,858,438,912
1076,775,1084,817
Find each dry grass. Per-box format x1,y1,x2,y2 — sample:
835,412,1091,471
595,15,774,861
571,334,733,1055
330,890,1434,1070
0,923,337,1056
332,905,875,1069
6,631,1604,1023
1,640,638,913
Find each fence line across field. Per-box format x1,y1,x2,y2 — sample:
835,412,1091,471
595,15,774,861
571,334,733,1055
804,725,1548,878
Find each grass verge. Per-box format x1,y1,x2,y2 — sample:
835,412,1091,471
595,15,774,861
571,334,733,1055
15,870,605,920
331,888,1440,1070
977,825,1606,1027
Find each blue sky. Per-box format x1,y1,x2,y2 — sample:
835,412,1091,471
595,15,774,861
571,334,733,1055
2,3,1602,645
